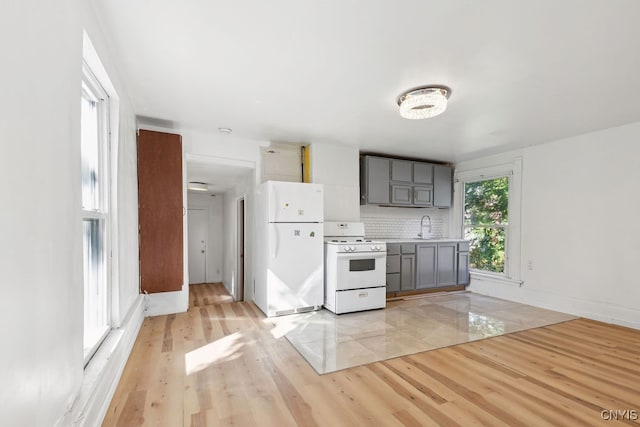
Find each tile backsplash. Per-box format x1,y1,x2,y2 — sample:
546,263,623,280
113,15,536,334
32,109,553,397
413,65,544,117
360,205,450,239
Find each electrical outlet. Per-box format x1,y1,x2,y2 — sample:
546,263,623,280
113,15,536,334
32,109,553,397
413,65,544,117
527,260,534,270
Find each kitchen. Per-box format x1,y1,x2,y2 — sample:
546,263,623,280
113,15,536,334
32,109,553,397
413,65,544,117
4,1,640,426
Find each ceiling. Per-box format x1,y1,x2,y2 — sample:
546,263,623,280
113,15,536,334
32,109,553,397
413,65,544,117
93,0,640,162
187,159,252,194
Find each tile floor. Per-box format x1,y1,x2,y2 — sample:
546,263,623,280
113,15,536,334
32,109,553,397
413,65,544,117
271,291,577,374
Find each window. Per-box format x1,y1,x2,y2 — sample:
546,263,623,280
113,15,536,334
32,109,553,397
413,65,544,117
81,63,110,361
463,176,509,274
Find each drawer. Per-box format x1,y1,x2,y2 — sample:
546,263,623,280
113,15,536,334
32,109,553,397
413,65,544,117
335,287,386,314
387,243,400,254
401,244,416,254
458,241,470,252
386,273,400,292
386,254,400,273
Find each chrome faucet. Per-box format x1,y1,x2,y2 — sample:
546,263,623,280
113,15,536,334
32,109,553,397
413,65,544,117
418,215,432,239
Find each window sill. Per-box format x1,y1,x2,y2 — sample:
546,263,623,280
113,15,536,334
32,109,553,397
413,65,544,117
470,271,523,287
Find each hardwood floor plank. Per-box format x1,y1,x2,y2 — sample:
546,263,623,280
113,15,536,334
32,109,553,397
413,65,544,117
104,284,640,426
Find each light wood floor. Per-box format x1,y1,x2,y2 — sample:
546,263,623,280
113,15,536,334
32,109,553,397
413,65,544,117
103,283,640,426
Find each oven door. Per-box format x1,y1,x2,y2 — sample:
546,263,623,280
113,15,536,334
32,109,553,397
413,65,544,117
334,251,386,291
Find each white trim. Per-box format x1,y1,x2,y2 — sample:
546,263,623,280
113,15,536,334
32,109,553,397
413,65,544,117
468,282,640,330
453,157,522,282
236,195,247,301
470,271,523,287
56,296,144,427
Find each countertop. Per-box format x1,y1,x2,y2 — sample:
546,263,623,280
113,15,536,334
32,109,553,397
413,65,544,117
371,238,468,243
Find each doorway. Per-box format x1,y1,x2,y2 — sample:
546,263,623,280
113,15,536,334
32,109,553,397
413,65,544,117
237,197,245,301
188,208,207,284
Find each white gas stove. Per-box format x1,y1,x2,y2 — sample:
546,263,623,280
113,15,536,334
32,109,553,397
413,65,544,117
324,222,387,314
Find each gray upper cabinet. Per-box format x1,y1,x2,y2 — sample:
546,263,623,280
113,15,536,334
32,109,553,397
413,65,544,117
360,156,390,205
413,186,433,206
413,163,433,185
390,159,413,183
433,164,452,208
361,155,452,208
391,184,413,205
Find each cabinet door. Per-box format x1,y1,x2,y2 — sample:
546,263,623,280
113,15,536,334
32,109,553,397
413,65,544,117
391,184,412,205
437,243,457,287
391,159,412,182
413,162,433,184
138,130,184,294
413,186,433,206
386,254,400,274
433,165,452,208
457,252,470,285
416,244,437,289
364,156,390,204
400,254,416,291
386,273,400,292
387,243,400,255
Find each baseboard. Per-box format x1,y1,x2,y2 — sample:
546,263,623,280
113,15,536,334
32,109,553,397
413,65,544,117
56,295,145,427
144,285,189,317
468,279,640,330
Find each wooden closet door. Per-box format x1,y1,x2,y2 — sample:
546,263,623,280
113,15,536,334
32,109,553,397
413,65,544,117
137,129,184,293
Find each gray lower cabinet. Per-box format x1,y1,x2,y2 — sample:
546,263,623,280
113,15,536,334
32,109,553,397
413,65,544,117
386,272,400,292
387,241,468,294
457,241,470,285
360,156,390,205
416,244,437,289
417,242,461,288
436,242,457,287
400,244,416,291
386,244,401,293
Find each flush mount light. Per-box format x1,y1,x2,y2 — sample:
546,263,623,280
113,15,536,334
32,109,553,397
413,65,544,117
218,127,232,134
397,86,451,120
187,182,209,192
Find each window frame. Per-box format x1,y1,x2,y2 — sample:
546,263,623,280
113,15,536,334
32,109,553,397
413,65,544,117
453,158,522,285
81,61,112,364
462,175,510,276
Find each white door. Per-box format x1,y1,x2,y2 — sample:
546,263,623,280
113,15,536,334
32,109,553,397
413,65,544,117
267,222,324,313
188,209,207,284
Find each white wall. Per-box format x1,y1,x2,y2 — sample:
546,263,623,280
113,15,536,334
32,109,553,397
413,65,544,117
310,142,360,221
187,192,223,283
0,1,142,425
457,122,640,329
222,170,256,301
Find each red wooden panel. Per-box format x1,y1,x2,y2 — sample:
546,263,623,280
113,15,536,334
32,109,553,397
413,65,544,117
137,130,183,293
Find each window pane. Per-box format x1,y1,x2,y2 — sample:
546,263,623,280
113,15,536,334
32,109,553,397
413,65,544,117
83,218,108,357
465,226,506,273
81,85,100,210
464,177,509,226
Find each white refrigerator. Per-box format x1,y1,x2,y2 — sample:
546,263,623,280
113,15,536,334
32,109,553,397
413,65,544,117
254,181,324,317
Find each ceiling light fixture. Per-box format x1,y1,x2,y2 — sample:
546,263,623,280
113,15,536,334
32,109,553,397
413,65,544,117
397,86,451,120
187,182,209,192
218,127,232,134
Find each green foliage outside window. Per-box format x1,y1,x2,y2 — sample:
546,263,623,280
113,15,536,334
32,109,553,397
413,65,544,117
464,177,509,273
